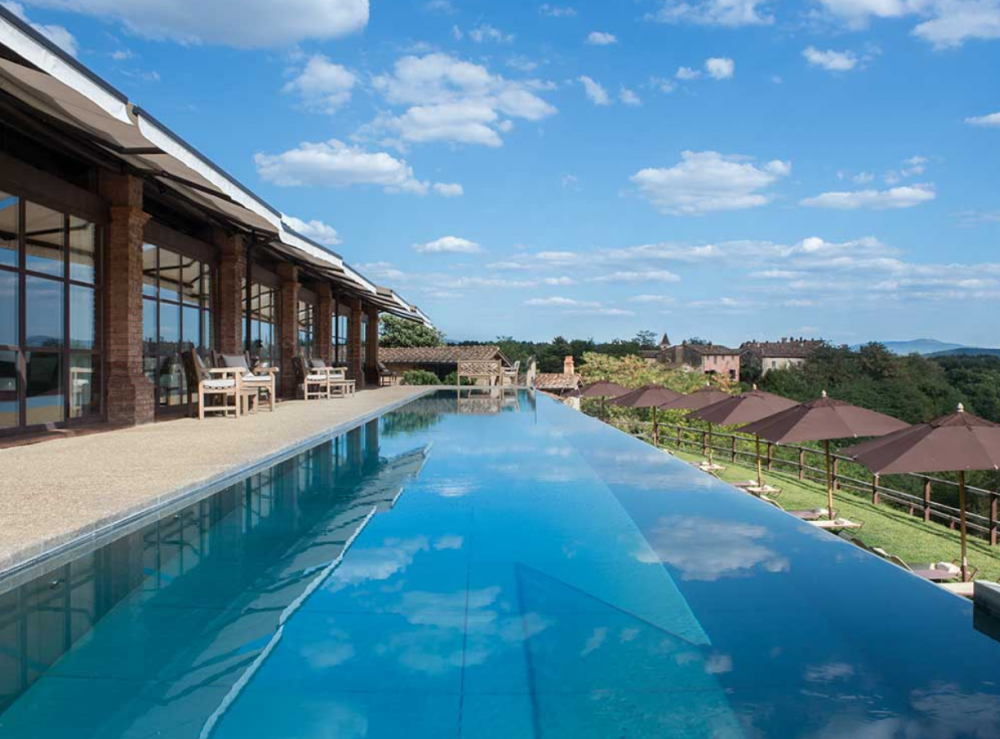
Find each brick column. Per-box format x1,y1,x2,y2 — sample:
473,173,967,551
214,229,246,355
316,283,333,364
345,296,363,387
278,263,300,398
100,173,154,426
365,304,379,385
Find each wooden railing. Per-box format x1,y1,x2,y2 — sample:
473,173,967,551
627,420,1000,546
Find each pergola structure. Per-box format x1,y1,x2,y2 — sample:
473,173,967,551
0,7,432,437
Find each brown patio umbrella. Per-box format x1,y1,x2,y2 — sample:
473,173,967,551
843,404,1000,582
690,386,800,488
572,380,630,419
660,384,733,465
610,384,684,445
740,391,909,520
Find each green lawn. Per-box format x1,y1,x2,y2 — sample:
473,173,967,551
662,444,1000,582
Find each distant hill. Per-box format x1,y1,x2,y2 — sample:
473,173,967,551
876,339,969,356
929,347,1000,358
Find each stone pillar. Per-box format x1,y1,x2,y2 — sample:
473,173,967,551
345,296,363,387
100,173,154,426
365,304,379,384
278,263,300,398
214,229,246,355
316,283,333,364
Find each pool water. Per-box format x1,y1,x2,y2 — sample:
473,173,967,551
1,390,999,738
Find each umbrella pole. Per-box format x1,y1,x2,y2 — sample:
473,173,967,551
755,435,763,489
825,440,835,521
708,423,714,466
600,396,605,421
960,470,969,582
653,406,659,447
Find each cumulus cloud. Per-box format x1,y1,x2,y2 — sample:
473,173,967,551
586,31,618,45
818,0,1000,49
282,215,342,246
705,57,735,79
540,4,577,17
631,150,791,215
526,296,597,307
619,87,642,105
646,0,773,26
579,75,611,105
255,138,457,195
469,24,514,43
676,66,701,80
586,270,681,284
803,46,861,72
413,236,482,254
282,54,356,113
966,111,1000,127
2,2,78,56
19,0,369,47
432,182,464,197
367,53,557,148
800,184,936,210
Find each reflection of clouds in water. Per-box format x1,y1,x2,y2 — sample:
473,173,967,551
433,535,464,550
639,516,790,581
326,536,429,590
424,477,478,497
705,653,733,674
288,700,369,739
299,633,355,670
805,662,855,683
910,683,1000,738
581,627,608,657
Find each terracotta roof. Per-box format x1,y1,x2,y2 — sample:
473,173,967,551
535,373,582,390
685,343,739,356
379,345,504,365
741,339,824,359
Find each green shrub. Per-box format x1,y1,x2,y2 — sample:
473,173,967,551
401,369,440,386
442,371,474,386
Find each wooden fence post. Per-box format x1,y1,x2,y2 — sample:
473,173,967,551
702,430,707,455
798,449,805,481
767,443,773,471
923,478,932,522
832,457,840,491
677,425,682,447
991,493,998,547
731,435,737,462
872,473,880,505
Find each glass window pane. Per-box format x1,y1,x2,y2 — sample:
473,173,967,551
181,258,201,305
142,244,157,297
0,350,17,429
159,301,180,348
202,310,212,353
157,355,185,407
70,285,96,350
0,270,17,346
142,298,157,356
158,248,181,302
24,202,64,277
26,351,64,426
68,217,96,284
182,305,200,350
201,265,212,305
25,276,64,348
69,354,99,419
0,193,18,269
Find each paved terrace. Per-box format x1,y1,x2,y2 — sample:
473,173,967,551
0,386,430,579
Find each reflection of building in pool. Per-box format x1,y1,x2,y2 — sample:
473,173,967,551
0,420,430,722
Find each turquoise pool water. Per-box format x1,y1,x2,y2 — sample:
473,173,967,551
1,389,999,737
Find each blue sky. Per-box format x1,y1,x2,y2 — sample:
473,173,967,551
6,0,1000,345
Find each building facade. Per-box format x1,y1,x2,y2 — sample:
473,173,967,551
644,336,741,382
0,8,430,437
740,338,824,376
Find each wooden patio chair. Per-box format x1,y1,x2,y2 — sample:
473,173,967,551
377,361,400,387
309,358,356,397
292,356,329,400
214,351,278,412
457,360,502,387
502,360,521,388
870,547,976,583
181,349,242,420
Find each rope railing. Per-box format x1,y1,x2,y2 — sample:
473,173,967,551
623,419,1000,546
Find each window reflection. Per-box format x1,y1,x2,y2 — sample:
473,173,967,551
0,350,17,429
0,270,16,346
24,202,64,277
26,351,64,425
70,354,99,419
69,285,96,350
298,300,314,358
68,217,96,284
0,193,17,268
244,281,278,364
25,276,64,348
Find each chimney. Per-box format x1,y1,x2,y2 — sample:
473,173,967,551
564,356,575,375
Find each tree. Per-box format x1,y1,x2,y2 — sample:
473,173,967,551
379,315,444,348
634,330,658,349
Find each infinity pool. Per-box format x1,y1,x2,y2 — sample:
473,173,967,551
1,390,999,738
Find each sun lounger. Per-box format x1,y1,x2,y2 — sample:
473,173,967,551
761,496,833,521
733,479,782,496
809,517,864,532
870,547,975,583
941,581,976,598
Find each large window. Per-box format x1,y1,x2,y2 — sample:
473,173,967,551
0,192,102,433
297,300,314,358
333,311,348,364
243,281,279,366
142,243,213,412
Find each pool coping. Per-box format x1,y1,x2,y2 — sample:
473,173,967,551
0,387,439,593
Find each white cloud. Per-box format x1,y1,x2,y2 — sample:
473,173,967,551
469,24,514,43
282,54,356,113
526,296,598,307
2,2,78,56
282,215,342,246
21,0,368,47
853,172,875,184
414,236,482,254
629,294,675,303
535,250,579,263
803,46,860,72
506,55,539,73
561,174,580,189
425,0,454,13
578,75,611,105
432,182,464,197
646,0,774,26
651,76,677,93
110,49,133,60
676,66,701,80
800,184,936,210
358,261,405,281
368,53,557,148
631,151,791,215
543,276,576,285
586,31,618,45
705,57,735,79
619,87,642,105
255,138,456,195
967,111,1000,127
540,4,577,17
818,0,1000,49
586,270,681,284
487,260,531,270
